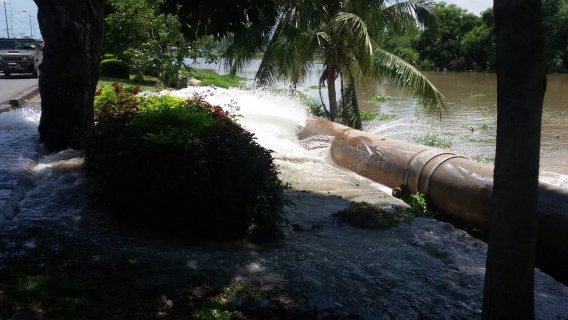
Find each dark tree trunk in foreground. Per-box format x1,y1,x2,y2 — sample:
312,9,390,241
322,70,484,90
34,0,105,151
482,0,546,318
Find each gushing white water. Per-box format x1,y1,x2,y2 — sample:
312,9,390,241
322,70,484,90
168,87,311,159
164,86,388,196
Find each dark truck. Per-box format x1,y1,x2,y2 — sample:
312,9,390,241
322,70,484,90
0,38,43,78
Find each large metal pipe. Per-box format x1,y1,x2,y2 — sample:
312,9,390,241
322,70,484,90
303,116,568,285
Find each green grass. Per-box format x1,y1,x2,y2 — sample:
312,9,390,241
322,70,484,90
191,71,246,88
414,133,453,148
467,92,485,98
97,70,246,91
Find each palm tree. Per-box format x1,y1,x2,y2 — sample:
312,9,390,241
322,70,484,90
224,0,446,129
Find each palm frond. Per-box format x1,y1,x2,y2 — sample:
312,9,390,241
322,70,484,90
339,79,362,129
328,12,374,57
222,21,273,75
372,48,447,117
367,0,436,36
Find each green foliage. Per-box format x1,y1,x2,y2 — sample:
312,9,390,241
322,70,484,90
359,111,379,121
102,53,116,60
100,59,130,79
391,47,420,64
359,110,400,121
414,133,453,148
334,201,413,229
297,92,326,117
543,0,568,72
104,0,192,88
416,4,494,70
367,95,393,103
159,0,277,42
403,193,436,218
460,23,495,70
84,83,288,242
420,59,436,69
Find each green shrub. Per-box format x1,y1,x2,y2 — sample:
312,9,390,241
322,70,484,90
401,193,437,218
100,59,131,79
84,83,288,242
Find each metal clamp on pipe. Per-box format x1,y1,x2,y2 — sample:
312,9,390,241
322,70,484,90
401,149,465,195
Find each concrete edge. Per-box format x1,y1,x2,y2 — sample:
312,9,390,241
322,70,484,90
0,85,40,114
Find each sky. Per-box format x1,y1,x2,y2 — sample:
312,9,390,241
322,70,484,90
1,0,40,39
442,0,493,15
1,0,493,40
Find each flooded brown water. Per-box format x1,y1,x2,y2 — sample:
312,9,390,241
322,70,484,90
355,71,568,176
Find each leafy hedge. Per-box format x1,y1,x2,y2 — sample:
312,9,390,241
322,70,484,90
100,59,130,79
84,83,288,242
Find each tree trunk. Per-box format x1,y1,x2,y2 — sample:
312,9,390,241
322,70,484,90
482,0,546,318
34,0,105,151
327,68,338,122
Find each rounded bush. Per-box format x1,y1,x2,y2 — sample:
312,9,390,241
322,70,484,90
100,59,130,79
84,83,288,242
101,53,116,60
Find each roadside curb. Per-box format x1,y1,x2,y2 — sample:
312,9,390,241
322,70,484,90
0,85,40,113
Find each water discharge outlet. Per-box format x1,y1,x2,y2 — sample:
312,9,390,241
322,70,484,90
303,116,568,285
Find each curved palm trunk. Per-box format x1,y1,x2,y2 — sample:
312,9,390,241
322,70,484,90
327,68,338,122
35,0,105,151
482,0,546,318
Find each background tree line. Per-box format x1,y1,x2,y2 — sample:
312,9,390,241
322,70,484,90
383,1,567,73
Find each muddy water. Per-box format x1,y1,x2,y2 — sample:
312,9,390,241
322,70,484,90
358,71,568,177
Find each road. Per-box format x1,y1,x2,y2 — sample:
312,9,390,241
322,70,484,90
0,73,39,105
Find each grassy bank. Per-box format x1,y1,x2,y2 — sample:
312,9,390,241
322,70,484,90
98,70,246,91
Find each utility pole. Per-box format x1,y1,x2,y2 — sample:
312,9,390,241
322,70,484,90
29,12,33,38
3,1,9,38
